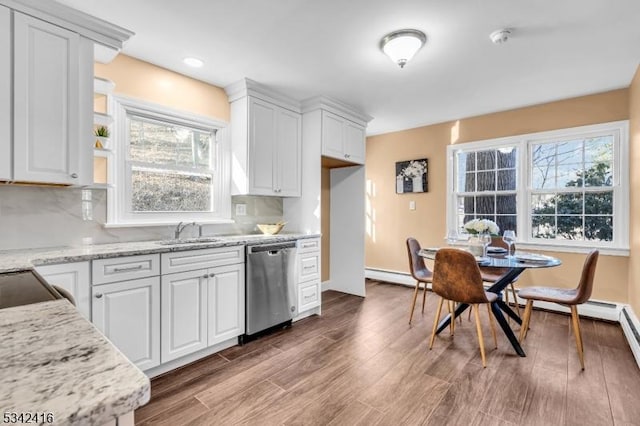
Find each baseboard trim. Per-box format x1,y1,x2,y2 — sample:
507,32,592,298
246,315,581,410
321,280,333,292
365,268,417,287
620,305,640,368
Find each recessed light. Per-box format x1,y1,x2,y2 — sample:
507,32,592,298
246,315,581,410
183,57,204,68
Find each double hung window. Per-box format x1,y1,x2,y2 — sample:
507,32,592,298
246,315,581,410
447,121,628,254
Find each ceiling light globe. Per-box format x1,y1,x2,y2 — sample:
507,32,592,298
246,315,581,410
380,29,427,68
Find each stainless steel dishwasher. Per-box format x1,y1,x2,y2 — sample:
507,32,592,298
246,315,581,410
244,241,297,340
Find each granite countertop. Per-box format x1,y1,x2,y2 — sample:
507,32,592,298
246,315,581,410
0,300,150,425
0,233,320,273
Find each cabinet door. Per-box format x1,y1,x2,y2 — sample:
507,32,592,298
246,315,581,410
0,6,10,181
344,121,366,164
248,97,277,195
35,262,91,319
298,280,320,313
276,108,301,196
161,270,209,363
208,263,245,346
321,110,345,160
13,13,81,184
92,277,160,371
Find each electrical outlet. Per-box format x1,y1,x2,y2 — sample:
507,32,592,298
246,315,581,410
235,203,247,216
409,201,416,210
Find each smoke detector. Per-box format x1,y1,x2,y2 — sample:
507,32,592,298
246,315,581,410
490,29,512,44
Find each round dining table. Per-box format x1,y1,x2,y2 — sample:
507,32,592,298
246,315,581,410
419,248,561,357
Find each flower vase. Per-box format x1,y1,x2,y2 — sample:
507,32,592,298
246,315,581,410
412,176,423,192
396,176,404,193
467,235,485,257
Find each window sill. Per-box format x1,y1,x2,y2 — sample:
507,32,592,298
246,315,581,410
516,241,629,257
103,219,235,228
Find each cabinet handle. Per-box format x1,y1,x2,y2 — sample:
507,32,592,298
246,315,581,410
112,264,144,272
304,293,316,300
303,265,315,270
202,274,209,279
70,173,78,178
209,273,215,278
95,293,103,299
344,154,350,159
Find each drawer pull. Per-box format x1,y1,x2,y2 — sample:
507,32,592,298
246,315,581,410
202,274,209,279
303,265,316,270
112,264,144,273
95,293,103,299
209,273,215,278
304,293,316,300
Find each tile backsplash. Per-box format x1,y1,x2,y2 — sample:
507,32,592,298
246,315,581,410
0,186,283,250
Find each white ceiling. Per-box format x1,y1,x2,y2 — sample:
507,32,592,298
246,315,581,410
57,0,640,135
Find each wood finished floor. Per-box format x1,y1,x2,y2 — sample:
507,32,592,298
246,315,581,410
135,280,640,426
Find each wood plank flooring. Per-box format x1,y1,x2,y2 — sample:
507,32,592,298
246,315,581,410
136,280,639,425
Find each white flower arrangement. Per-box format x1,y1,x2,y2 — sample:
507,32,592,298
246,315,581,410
463,219,500,235
400,160,427,178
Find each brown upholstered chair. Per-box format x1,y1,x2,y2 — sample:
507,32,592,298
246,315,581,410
406,238,433,324
518,250,599,370
429,248,498,367
480,237,520,318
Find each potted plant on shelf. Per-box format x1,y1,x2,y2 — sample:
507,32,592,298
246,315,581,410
94,126,110,149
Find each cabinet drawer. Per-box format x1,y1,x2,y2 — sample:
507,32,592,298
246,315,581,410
298,280,320,312
297,238,320,253
297,252,320,283
162,245,244,275
93,254,160,285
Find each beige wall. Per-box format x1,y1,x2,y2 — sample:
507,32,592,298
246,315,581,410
366,89,630,303
629,67,640,312
95,55,230,121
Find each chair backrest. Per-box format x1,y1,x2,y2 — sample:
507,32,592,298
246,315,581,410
490,236,515,253
573,250,599,304
432,248,490,304
406,237,431,281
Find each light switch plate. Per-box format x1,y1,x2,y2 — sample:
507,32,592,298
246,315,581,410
235,203,247,216
409,201,416,210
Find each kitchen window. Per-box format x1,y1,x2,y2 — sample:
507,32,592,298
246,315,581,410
447,121,629,255
108,96,231,226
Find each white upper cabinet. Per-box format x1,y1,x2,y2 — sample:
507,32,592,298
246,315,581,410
0,3,131,185
0,6,10,181
226,79,302,197
321,110,366,165
13,12,90,185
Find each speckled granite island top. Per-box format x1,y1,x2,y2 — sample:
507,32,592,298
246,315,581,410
0,233,320,273
0,300,150,425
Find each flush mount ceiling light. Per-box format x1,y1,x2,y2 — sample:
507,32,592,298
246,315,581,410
183,57,204,68
380,29,427,69
489,29,512,44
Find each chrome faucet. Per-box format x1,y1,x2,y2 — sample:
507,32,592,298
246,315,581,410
174,221,196,239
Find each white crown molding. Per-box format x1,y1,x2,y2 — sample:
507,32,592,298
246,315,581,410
225,78,301,113
0,0,134,49
301,95,373,127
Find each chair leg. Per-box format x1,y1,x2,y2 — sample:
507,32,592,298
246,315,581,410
487,303,498,349
473,304,487,368
430,297,445,349
450,301,456,335
570,305,585,370
505,289,511,325
421,282,428,314
408,280,421,324
509,283,521,317
468,304,472,321
519,300,533,342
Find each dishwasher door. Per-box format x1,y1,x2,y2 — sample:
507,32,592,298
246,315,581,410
245,242,297,336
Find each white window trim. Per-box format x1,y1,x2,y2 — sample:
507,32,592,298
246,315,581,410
446,120,629,256
106,95,232,227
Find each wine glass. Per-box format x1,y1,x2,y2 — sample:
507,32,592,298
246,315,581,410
480,233,492,257
503,230,516,258
446,229,459,245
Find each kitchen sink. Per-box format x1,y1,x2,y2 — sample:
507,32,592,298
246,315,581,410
158,237,222,245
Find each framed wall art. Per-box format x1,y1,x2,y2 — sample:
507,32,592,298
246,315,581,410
396,158,428,194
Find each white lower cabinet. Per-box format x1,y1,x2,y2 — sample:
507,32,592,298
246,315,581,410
295,238,321,317
92,277,161,371
35,261,90,319
161,269,208,363
207,263,245,346
160,249,245,363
